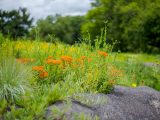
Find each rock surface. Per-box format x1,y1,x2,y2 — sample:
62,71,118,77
143,62,160,67
46,86,160,120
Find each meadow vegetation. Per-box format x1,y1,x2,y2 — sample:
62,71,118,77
0,0,160,119
0,36,159,119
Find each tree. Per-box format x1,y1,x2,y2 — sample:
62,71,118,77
0,8,33,38
82,0,160,53
30,15,55,41
30,15,85,44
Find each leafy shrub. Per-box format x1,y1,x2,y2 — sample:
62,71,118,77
0,57,32,103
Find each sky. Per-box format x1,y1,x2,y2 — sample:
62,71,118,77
0,0,92,21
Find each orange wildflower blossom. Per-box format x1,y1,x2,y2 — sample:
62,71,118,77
48,56,53,59
88,58,92,62
61,56,72,63
39,71,48,79
45,56,53,62
81,56,87,60
46,59,62,65
16,58,34,63
32,66,44,72
98,51,108,57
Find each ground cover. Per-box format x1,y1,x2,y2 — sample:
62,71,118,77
0,39,159,119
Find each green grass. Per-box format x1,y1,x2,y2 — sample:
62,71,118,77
0,57,32,102
0,39,159,119
112,53,160,63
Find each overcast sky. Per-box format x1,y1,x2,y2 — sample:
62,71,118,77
0,0,92,21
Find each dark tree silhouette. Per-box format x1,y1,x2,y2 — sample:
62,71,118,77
0,8,33,38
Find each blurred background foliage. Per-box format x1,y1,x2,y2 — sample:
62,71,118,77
0,8,33,38
0,0,160,53
30,15,85,44
82,0,160,53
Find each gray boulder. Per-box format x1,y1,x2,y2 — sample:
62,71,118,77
46,86,160,120
143,62,160,67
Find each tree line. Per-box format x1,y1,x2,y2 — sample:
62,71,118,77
0,8,33,38
0,0,160,53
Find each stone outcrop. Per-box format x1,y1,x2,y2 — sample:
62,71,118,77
46,86,160,120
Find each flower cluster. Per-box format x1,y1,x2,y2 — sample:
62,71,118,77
32,66,44,72
46,59,62,65
18,51,108,80
98,51,108,57
39,71,49,79
32,66,48,79
61,56,72,63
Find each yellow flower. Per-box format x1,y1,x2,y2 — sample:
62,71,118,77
15,42,24,50
41,43,49,49
132,83,137,88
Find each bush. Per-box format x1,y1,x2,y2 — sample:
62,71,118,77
0,57,32,103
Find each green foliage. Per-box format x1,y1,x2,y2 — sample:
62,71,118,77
0,33,5,46
30,15,85,44
0,8,33,38
72,93,107,106
0,57,32,102
0,99,7,117
111,61,160,90
82,0,160,53
46,84,67,105
0,38,159,119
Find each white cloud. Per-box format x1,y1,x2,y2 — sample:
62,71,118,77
0,0,91,21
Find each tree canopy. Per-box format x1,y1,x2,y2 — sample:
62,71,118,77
30,15,85,44
1,1,160,53
82,0,160,53
0,8,33,38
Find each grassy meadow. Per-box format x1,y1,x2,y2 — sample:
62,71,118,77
0,39,160,119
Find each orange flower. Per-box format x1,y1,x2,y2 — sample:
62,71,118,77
47,56,53,60
39,71,48,79
52,60,62,65
61,56,72,63
81,56,87,60
46,59,62,65
88,58,92,62
32,66,44,72
98,51,108,57
16,58,34,63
